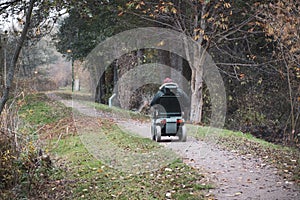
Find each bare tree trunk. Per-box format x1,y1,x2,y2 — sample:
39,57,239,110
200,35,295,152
0,0,35,115
113,61,118,87
186,2,207,124
0,36,4,94
281,45,297,144
190,68,204,123
95,74,106,103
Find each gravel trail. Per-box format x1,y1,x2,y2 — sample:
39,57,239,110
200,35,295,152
48,93,299,200
118,121,299,200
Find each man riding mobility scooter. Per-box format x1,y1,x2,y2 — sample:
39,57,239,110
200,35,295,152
150,80,187,142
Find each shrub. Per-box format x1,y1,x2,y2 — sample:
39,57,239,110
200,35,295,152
0,93,53,199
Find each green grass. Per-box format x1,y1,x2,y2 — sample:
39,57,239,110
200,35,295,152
49,133,214,199
90,101,150,121
52,89,93,102
19,93,71,125
52,89,150,121
50,90,300,186
187,124,300,184
17,91,213,199
23,90,298,196
188,124,284,149
99,118,160,153
53,89,300,186
1,93,74,199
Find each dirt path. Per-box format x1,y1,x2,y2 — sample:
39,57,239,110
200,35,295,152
49,94,299,200
118,121,299,200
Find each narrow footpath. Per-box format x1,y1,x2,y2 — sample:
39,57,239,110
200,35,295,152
48,93,299,200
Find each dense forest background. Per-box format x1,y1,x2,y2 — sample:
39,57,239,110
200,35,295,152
0,1,299,198
1,0,299,145
55,0,300,145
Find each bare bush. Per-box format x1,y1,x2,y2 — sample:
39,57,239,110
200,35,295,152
0,93,51,199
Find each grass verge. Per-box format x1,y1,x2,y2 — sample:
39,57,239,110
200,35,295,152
19,93,72,125
53,89,300,185
188,125,300,184
15,92,214,199
97,118,161,153
52,90,150,122
49,131,214,199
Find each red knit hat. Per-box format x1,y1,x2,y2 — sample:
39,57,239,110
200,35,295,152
163,77,173,83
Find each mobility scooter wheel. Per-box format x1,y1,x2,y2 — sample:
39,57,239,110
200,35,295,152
151,123,156,141
155,126,161,142
178,126,187,142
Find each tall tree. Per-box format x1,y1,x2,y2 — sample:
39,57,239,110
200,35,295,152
55,0,151,103
0,0,65,114
255,0,300,143
124,0,248,124
0,0,35,114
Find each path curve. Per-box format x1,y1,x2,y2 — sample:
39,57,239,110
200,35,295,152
48,93,299,200
118,121,299,200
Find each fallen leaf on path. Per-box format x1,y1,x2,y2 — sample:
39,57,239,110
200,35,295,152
235,192,242,196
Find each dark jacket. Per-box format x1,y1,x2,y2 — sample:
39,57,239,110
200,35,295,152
150,83,189,107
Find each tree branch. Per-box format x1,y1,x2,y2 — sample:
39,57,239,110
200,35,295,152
0,0,35,115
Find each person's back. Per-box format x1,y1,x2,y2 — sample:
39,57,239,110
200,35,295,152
150,82,178,106
153,83,182,117
150,78,189,118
